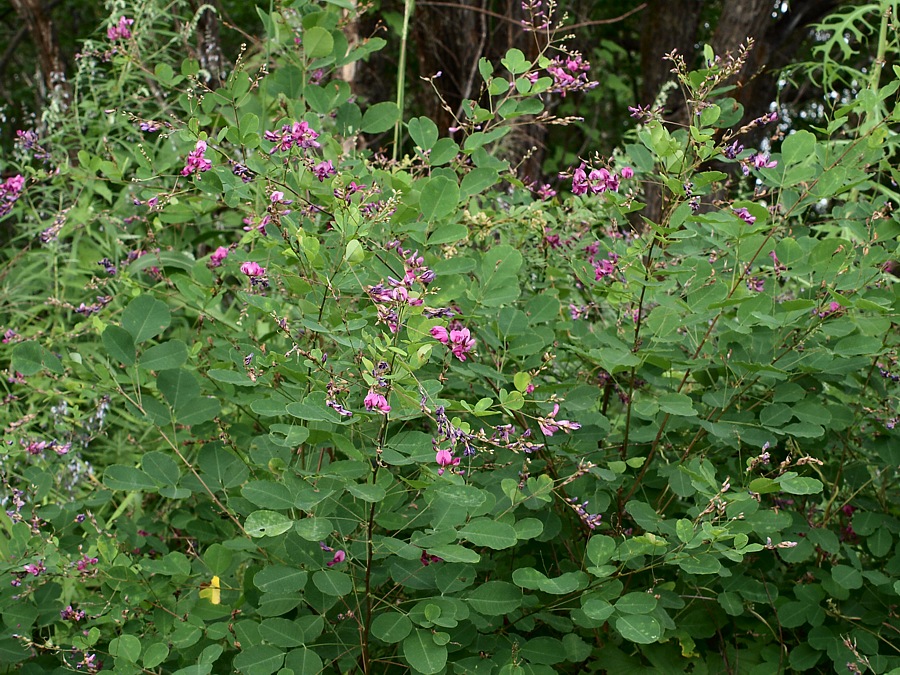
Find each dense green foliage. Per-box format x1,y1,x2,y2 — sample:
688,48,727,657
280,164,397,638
2,1,900,674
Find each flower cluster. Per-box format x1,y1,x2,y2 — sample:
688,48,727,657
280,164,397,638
240,261,267,288
566,497,603,530
16,130,51,161
568,163,632,196
181,140,212,176
520,0,550,31
364,361,391,415
536,403,581,436
60,605,87,622
366,243,434,333
742,152,777,175
431,325,476,361
107,16,134,40
264,121,320,153
0,175,25,218
545,52,598,96
312,160,336,182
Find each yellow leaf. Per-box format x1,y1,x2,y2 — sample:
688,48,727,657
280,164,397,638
199,575,221,605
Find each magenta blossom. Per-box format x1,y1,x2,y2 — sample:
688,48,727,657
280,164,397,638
0,174,25,218
240,261,265,277
327,550,346,567
181,140,212,176
209,246,229,268
620,166,634,179
537,404,581,436
107,16,134,40
435,448,460,475
431,325,450,344
449,327,476,361
733,207,756,225
264,121,320,153
312,160,336,181
364,390,391,414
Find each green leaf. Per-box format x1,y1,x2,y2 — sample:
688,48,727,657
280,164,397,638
460,167,499,199
782,130,816,166
102,326,136,366
587,535,616,566
615,592,658,614
402,629,447,675
615,615,662,644
208,368,257,386
465,581,522,615
103,465,157,491
178,397,221,425
157,369,201,411
245,511,293,538
429,137,459,165
284,647,323,675
109,635,141,662
142,451,180,486
312,570,352,596
778,474,823,495
408,117,439,150
371,611,412,644
203,544,233,576
420,176,460,222
294,517,334,541
143,642,169,669
199,444,248,487
11,341,63,375
657,393,697,417
122,295,171,343
361,101,400,134
243,481,295,510
232,644,284,675
140,340,189,371
831,564,863,590
458,519,517,549
254,566,308,594
302,26,334,58
258,619,305,648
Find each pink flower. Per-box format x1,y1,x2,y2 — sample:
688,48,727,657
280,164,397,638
449,327,475,361
107,16,134,40
327,550,346,567
240,261,265,277
431,325,450,344
364,390,391,414
209,246,229,268
751,153,777,170
181,140,212,176
620,166,634,179
435,448,460,475
537,404,582,436
0,174,25,218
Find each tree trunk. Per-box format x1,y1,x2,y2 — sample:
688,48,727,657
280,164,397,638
10,0,70,110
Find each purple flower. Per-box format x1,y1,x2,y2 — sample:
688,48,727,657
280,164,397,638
435,448,460,475
733,207,756,225
723,140,743,159
537,404,581,436
181,140,212,176
312,160,336,181
327,550,346,567
264,121,320,153
24,561,45,576
620,166,634,179
751,153,777,170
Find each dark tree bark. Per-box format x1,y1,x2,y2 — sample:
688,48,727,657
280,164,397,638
10,0,70,109
191,0,228,88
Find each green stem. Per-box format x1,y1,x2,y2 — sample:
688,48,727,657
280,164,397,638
393,0,415,162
